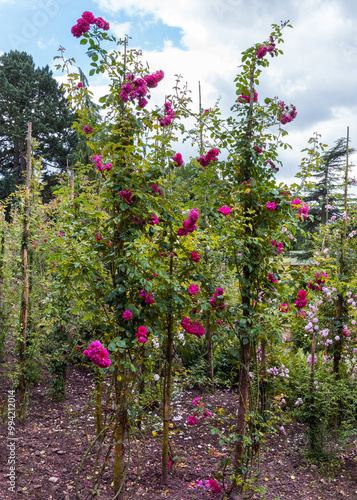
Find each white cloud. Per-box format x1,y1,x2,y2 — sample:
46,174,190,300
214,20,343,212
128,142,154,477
91,0,357,177
110,21,132,39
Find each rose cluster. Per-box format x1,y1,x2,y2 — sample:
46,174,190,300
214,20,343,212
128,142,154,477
91,155,112,172
266,201,277,210
279,101,297,124
177,208,199,236
191,251,201,262
307,272,328,291
238,89,258,103
159,101,175,126
71,11,110,38
256,43,276,59
83,341,111,368
118,190,133,204
139,289,155,305
172,152,183,167
295,289,307,310
270,239,283,254
122,310,133,321
291,198,309,220
188,284,200,296
148,214,159,225
187,397,212,426
267,273,278,283
196,148,219,167
83,124,93,134
150,183,163,196
136,326,148,344
218,206,231,215
119,71,164,108
209,287,226,310
180,317,205,337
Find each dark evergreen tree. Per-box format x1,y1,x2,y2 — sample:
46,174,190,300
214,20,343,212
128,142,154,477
294,138,355,257
0,51,78,199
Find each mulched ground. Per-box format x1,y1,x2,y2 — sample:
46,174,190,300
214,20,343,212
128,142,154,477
0,364,356,500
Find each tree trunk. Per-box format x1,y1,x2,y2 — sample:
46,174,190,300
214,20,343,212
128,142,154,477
206,313,214,389
95,370,103,438
113,360,127,500
260,338,267,415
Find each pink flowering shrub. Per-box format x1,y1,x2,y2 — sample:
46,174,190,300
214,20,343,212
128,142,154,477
291,198,310,221
279,101,297,124
196,148,219,167
187,398,212,427
307,272,328,291
256,45,268,59
119,71,163,107
266,159,279,172
83,341,111,368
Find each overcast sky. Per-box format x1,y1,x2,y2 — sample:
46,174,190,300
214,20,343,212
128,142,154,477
1,0,357,185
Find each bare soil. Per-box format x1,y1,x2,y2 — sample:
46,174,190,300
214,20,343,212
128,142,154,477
0,365,356,500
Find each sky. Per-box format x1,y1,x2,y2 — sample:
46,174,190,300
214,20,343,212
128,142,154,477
1,0,357,186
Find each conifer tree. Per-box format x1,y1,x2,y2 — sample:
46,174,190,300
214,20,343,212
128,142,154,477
0,50,77,199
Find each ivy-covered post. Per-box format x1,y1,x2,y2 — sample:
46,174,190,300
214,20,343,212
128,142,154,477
0,209,5,361
18,121,32,418
161,251,174,484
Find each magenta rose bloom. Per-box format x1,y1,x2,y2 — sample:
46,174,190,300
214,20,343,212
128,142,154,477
187,415,198,425
188,284,200,295
122,310,133,321
218,206,231,215
138,326,148,336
